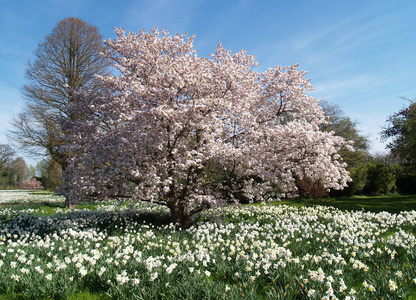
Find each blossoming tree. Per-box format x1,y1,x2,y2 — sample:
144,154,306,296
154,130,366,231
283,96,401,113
62,28,352,227
19,178,43,190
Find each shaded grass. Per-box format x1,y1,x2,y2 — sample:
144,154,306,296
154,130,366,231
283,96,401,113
0,201,64,213
0,199,129,216
2,193,416,216
0,291,111,300
28,191,55,195
271,194,416,213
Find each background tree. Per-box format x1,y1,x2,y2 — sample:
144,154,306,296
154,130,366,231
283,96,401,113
0,144,15,173
363,153,398,195
42,159,62,191
0,144,16,189
381,98,416,194
320,101,370,196
9,17,110,197
320,101,369,166
381,98,416,171
34,157,62,191
62,28,352,228
35,159,48,179
0,156,29,189
28,165,36,179
9,157,29,186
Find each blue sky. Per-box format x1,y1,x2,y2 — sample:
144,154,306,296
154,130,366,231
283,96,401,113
1,0,415,166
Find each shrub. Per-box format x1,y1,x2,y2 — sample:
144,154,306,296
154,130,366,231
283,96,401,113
19,178,44,190
396,174,416,194
364,162,396,195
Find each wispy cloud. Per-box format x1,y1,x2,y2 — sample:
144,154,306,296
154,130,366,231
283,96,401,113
311,73,385,101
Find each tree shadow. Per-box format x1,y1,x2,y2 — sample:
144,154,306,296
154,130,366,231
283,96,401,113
0,205,171,238
281,194,416,213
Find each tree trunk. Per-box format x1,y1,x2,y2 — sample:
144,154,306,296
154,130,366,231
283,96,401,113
64,197,76,209
169,202,191,229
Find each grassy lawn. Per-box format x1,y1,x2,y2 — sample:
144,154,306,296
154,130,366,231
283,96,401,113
0,190,129,216
273,194,416,214
2,191,416,216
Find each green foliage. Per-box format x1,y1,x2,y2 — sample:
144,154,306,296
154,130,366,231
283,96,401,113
68,291,111,300
364,161,397,195
382,99,416,172
35,158,62,191
342,164,368,196
320,101,370,167
331,154,400,197
0,157,29,190
318,101,408,197
396,173,416,194
320,101,373,197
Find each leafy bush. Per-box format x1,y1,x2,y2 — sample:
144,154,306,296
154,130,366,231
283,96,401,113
396,174,416,194
343,164,368,196
364,162,397,195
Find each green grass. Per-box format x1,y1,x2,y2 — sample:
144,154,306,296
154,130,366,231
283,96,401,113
271,194,416,213
0,198,129,216
3,193,416,218
0,291,110,300
28,191,55,195
0,201,64,212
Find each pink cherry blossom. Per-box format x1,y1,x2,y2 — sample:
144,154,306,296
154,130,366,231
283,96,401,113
19,178,43,190
61,28,352,227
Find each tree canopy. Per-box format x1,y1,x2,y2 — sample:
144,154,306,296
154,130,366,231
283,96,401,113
9,17,111,171
381,99,416,172
0,144,15,173
62,28,352,227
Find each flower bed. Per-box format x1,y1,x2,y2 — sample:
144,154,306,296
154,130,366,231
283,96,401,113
0,195,415,299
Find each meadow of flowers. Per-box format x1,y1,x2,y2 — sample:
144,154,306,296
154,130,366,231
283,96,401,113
0,190,64,204
0,191,415,299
